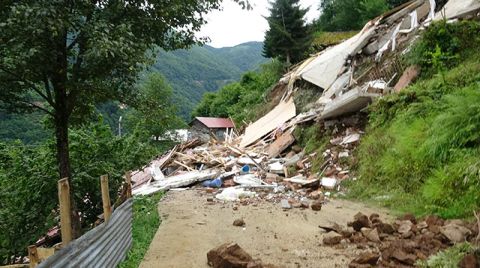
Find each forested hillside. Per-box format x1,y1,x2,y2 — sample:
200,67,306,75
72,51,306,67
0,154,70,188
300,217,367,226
148,42,267,118
0,42,266,144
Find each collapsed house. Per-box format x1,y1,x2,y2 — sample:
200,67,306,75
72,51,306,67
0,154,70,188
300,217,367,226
189,117,235,142
131,0,480,203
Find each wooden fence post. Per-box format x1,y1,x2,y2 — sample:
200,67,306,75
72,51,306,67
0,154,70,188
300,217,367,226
125,171,132,199
100,175,112,222
58,178,72,245
28,245,39,268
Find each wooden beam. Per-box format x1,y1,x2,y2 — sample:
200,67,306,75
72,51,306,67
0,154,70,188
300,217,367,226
100,175,112,222
28,245,39,268
125,171,132,199
58,178,72,245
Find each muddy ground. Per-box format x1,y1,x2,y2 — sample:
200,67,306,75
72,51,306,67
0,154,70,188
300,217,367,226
140,189,392,268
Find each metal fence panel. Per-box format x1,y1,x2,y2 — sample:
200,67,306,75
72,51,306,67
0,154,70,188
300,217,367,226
38,198,133,268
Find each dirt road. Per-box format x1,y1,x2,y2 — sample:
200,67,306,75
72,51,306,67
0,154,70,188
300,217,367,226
140,189,391,268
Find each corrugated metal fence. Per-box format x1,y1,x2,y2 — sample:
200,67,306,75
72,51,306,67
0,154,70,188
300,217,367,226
38,198,133,268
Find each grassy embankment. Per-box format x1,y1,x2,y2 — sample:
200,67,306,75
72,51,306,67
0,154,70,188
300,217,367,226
346,20,480,219
119,192,164,268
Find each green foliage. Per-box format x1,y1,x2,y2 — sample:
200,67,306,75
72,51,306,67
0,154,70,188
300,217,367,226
125,73,186,139
311,31,358,50
350,24,480,218
68,120,160,225
149,42,267,119
263,0,313,64
0,111,49,144
316,0,389,32
0,121,161,264
407,21,480,77
0,141,57,263
193,59,283,126
417,243,476,268
293,124,329,173
118,192,164,268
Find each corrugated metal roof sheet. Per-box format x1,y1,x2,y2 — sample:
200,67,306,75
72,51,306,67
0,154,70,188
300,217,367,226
193,117,234,129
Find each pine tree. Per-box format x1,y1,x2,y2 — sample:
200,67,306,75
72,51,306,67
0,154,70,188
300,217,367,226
263,0,312,65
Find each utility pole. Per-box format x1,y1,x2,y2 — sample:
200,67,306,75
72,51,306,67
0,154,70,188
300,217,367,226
118,116,123,137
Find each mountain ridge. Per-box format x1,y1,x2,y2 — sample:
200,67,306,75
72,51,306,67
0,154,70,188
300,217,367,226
148,41,267,118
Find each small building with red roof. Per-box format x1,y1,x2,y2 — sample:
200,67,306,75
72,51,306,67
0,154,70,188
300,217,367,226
189,117,235,141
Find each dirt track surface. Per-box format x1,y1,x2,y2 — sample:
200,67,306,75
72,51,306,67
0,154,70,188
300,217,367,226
140,189,391,268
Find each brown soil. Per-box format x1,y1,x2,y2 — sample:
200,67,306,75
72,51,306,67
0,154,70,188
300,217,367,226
140,189,392,268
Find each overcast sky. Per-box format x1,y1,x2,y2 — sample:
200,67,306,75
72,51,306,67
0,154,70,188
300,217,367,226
198,0,321,48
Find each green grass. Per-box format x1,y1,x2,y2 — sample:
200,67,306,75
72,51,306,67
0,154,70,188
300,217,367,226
312,31,358,49
119,192,164,268
417,243,477,268
347,21,480,219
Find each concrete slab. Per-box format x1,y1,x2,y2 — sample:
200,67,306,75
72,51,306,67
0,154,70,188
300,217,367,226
320,87,381,119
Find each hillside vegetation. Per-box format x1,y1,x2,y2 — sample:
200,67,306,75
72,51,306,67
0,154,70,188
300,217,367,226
149,42,267,119
192,59,284,126
349,21,480,219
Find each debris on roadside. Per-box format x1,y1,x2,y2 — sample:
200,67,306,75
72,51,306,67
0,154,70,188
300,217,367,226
318,213,480,267
233,219,246,227
207,243,278,268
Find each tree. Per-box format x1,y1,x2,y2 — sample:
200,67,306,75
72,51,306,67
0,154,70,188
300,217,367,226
0,0,247,236
317,0,388,32
263,0,313,65
125,73,186,140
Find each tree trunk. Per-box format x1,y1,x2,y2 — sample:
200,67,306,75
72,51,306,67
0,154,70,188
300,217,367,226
54,96,82,239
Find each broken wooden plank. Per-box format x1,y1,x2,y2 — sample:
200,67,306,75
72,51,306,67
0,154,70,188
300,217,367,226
240,98,296,148
133,169,220,195
267,132,295,158
284,176,319,186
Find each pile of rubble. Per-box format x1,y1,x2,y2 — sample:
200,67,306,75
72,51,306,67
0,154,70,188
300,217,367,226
130,115,366,211
131,0,480,208
318,213,479,267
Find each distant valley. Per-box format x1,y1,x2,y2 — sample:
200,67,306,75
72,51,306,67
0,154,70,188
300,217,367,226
147,41,268,119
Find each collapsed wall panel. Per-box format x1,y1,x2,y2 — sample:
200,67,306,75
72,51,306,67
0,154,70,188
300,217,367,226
434,0,480,20
299,23,377,91
320,87,381,119
240,98,296,148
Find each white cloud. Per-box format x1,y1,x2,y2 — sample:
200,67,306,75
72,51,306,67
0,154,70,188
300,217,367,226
198,0,320,48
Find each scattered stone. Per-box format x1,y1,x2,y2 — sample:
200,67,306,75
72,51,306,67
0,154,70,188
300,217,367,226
207,197,214,202
233,219,245,227
280,199,291,209
308,190,324,200
425,215,444,227
207,243,278,268
417,221,428,230
440,223,471,243
352,212,371,231
300,200,310,208
369,213,380,221
207,243,253,268
397,220,413,235
323,232,343,245
400,213,417,224
350,252,380,266
361,227,381,243
391,250,417,266
311,200,322,211
377,223,395,235
459,254,479,268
